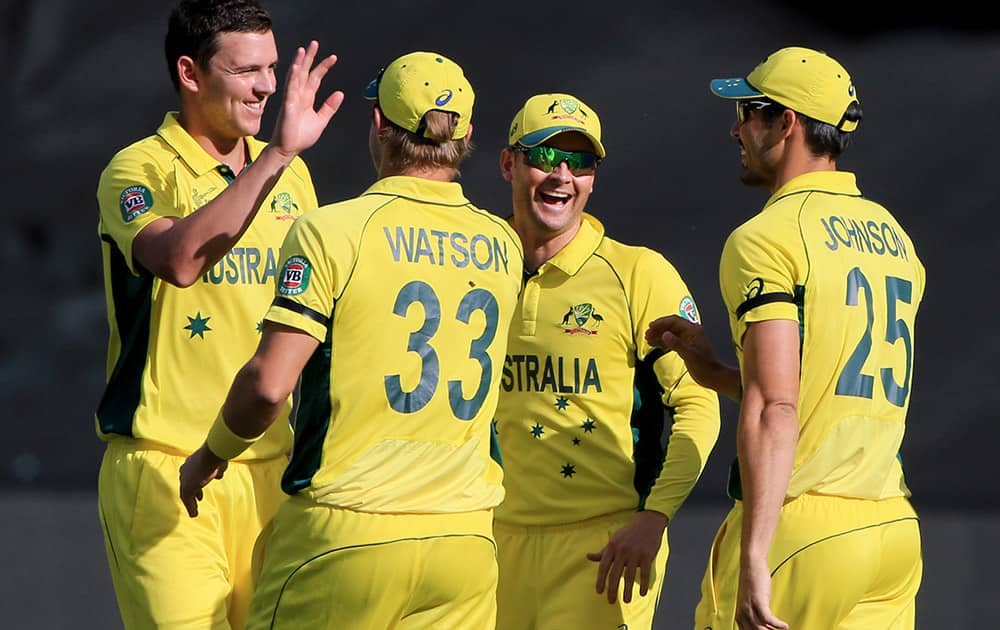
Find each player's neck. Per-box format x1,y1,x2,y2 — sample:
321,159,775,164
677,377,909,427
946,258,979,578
770,150,837,193
378,164,457,182
177,112,247,171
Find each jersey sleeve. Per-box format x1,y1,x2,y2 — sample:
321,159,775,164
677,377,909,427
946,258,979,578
287,155,319,213
265,210,358,340
631,250,721,520
96,147,177,275
719,213,804,345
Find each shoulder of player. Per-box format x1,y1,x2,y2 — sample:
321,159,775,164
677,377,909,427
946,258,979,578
101,133,176,174
595,235,680,279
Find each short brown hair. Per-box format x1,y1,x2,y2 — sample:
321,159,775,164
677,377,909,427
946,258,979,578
164,0,272,92
378,110,473,175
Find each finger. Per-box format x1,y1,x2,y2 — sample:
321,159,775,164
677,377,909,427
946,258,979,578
759,607,788,629
182,490,198,518
638,560,651,597
307,53,339,90
594,550,612,594
660,331,682,351
606,560,625,603
300,40,319,76
316,91,345,124
622,564,637,603
288,46,306,80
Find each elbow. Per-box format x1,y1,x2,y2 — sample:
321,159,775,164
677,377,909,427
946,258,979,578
161,270,200,288
162,253,206,288
244,359,296,408
759,399,800,437
253,381,295,408
144,253,205,288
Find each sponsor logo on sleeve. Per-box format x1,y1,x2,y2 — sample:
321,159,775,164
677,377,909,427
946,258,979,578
744,277,765,300
679,296,700,323
278,256,311,296
119,185,153,222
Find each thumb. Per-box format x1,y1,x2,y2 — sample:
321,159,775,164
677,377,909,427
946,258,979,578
585,551,603,562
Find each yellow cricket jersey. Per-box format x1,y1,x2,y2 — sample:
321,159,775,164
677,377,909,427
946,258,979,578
494,214,720,526
264,176,524,513
96,112,316,459
720,171,925,500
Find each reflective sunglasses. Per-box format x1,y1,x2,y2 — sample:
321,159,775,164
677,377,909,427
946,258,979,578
736,99,775,123
514,145,600,175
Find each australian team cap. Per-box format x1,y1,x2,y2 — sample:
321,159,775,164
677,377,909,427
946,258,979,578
709,46,860,132
507,93,606,158
363,51,474,140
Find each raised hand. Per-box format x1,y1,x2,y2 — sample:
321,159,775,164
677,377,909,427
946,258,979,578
270,40,345,160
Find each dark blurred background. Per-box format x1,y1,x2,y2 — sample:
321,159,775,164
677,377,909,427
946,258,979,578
1,0,997,627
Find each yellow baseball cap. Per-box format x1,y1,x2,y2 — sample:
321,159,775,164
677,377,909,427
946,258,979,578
710,47,860,132
507,93,606,158
363,51,474,140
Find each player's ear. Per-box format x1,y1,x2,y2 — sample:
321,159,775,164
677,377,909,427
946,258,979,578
500,147,515,182
177,56,199,93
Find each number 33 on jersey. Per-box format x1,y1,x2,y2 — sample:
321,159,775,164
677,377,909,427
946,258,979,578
263,177,523,513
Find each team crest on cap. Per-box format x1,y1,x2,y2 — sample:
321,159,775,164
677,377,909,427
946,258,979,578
559,303,603,336
278,256,311,296
679,296,700,323
546,98,588,124
270,192,300,221
119,185,153,222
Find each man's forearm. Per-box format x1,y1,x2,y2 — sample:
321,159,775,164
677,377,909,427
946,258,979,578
737,400,798,566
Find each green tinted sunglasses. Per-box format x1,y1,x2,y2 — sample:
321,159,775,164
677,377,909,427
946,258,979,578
514,145,600,175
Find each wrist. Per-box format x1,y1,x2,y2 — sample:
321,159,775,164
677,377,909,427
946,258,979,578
205,412,262,460
260,144,297,169
638,508,669,528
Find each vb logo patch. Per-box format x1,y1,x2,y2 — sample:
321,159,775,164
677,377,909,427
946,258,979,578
278,256,311,296
679,296,700,323
119,185,153,222
559,303,603,336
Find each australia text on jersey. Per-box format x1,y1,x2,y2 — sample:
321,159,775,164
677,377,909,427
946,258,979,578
201,247,280,285
820,214,909,260
384,226,510,273
502,354,602,394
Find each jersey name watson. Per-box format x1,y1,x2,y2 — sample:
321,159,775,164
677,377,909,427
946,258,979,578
384,225,510,273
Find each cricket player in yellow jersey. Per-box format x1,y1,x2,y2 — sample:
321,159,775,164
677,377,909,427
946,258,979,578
179,51,523,629
493,93,721,630
95,1,343,627
647,47,925,629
